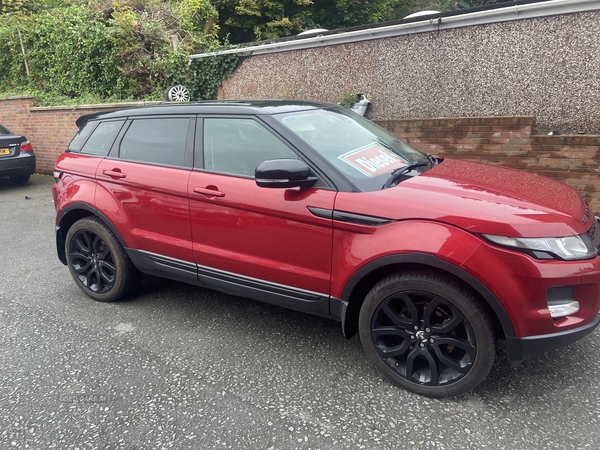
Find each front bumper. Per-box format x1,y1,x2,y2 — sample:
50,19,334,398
460,236,600,366
506,314,600,366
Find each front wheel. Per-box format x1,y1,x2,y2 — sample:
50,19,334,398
65,217,141,302
359,272,496,397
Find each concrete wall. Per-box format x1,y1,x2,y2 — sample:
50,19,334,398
220,10,600,135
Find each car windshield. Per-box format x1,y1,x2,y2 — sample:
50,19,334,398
274,108,428,191
0,124,12,135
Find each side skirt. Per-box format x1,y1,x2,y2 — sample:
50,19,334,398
127,249,333,318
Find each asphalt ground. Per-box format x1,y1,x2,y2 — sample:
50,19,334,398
1,174,599,449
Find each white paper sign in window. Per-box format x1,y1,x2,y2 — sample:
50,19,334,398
338,144,407,177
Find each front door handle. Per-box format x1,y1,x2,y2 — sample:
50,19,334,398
102,169,126,179
193,186,225,198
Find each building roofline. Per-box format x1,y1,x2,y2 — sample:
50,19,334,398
189,0,600,60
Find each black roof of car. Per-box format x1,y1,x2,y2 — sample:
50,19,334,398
76,100,336,128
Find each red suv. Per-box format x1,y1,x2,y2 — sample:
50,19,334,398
52,101,600,397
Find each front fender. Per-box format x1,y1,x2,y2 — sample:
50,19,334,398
331,220,482,299
332,220,515,340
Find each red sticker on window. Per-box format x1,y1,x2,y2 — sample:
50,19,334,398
339,145,406,177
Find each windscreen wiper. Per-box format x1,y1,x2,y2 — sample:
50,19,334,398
382,162,429,189
426,153,437,167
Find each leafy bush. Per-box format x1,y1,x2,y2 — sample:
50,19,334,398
0,0,238,104
187,51,242,100
28,7,125,98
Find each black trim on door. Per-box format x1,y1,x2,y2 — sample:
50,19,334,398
197,264,331,318
125,249,332,318
127,250,203,286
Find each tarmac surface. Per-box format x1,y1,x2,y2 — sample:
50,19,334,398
1,174,599,449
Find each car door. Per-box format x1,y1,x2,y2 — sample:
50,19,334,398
188,116,336,315
95,115,195,271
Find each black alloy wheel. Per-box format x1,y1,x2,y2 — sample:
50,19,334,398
66,217,141,302
359,272,496,397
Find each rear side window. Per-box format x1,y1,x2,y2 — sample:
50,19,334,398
79,120,124,156
68,121,98,152
119,118,189,167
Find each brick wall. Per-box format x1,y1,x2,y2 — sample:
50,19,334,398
0,96,35,139
376,116,600,213
1,97,159,174
2,96,600,213
28,106,118,174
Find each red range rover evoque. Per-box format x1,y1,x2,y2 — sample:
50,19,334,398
52,101,600,397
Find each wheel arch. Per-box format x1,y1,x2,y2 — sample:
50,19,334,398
56,203,128,265
339,252,514,342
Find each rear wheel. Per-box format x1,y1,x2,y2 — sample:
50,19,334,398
66,217,141,302
359,272,496,397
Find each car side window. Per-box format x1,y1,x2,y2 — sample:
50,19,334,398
77,120,124,156
202,118,297,177
119,118,189,167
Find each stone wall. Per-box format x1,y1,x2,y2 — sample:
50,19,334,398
220,10,600,135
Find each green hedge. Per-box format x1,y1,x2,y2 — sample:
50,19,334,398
0,2,240,105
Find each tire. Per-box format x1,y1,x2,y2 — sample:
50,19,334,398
359,272,496,397
164,86,173,101
10,174,30,183
65,217,141,302
165,85,191,102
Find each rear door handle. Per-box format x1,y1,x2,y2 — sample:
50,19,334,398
102,169,126,179
193,186,225,198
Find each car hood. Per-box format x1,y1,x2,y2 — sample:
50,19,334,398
337,159,590,237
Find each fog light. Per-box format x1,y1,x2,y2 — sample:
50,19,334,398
548,300,580,318
547,286,578,318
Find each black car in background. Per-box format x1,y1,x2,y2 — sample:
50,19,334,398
0,123,36,183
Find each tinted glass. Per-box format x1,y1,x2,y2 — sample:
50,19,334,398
203,118,297,177
0,124,11,135
68,120,98,152
274,108,428,191
79,120,124,156
120,118,189,167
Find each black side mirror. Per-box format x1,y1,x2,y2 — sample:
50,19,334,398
255,159,318,189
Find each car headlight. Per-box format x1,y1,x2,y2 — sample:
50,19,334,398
482,234,598,261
